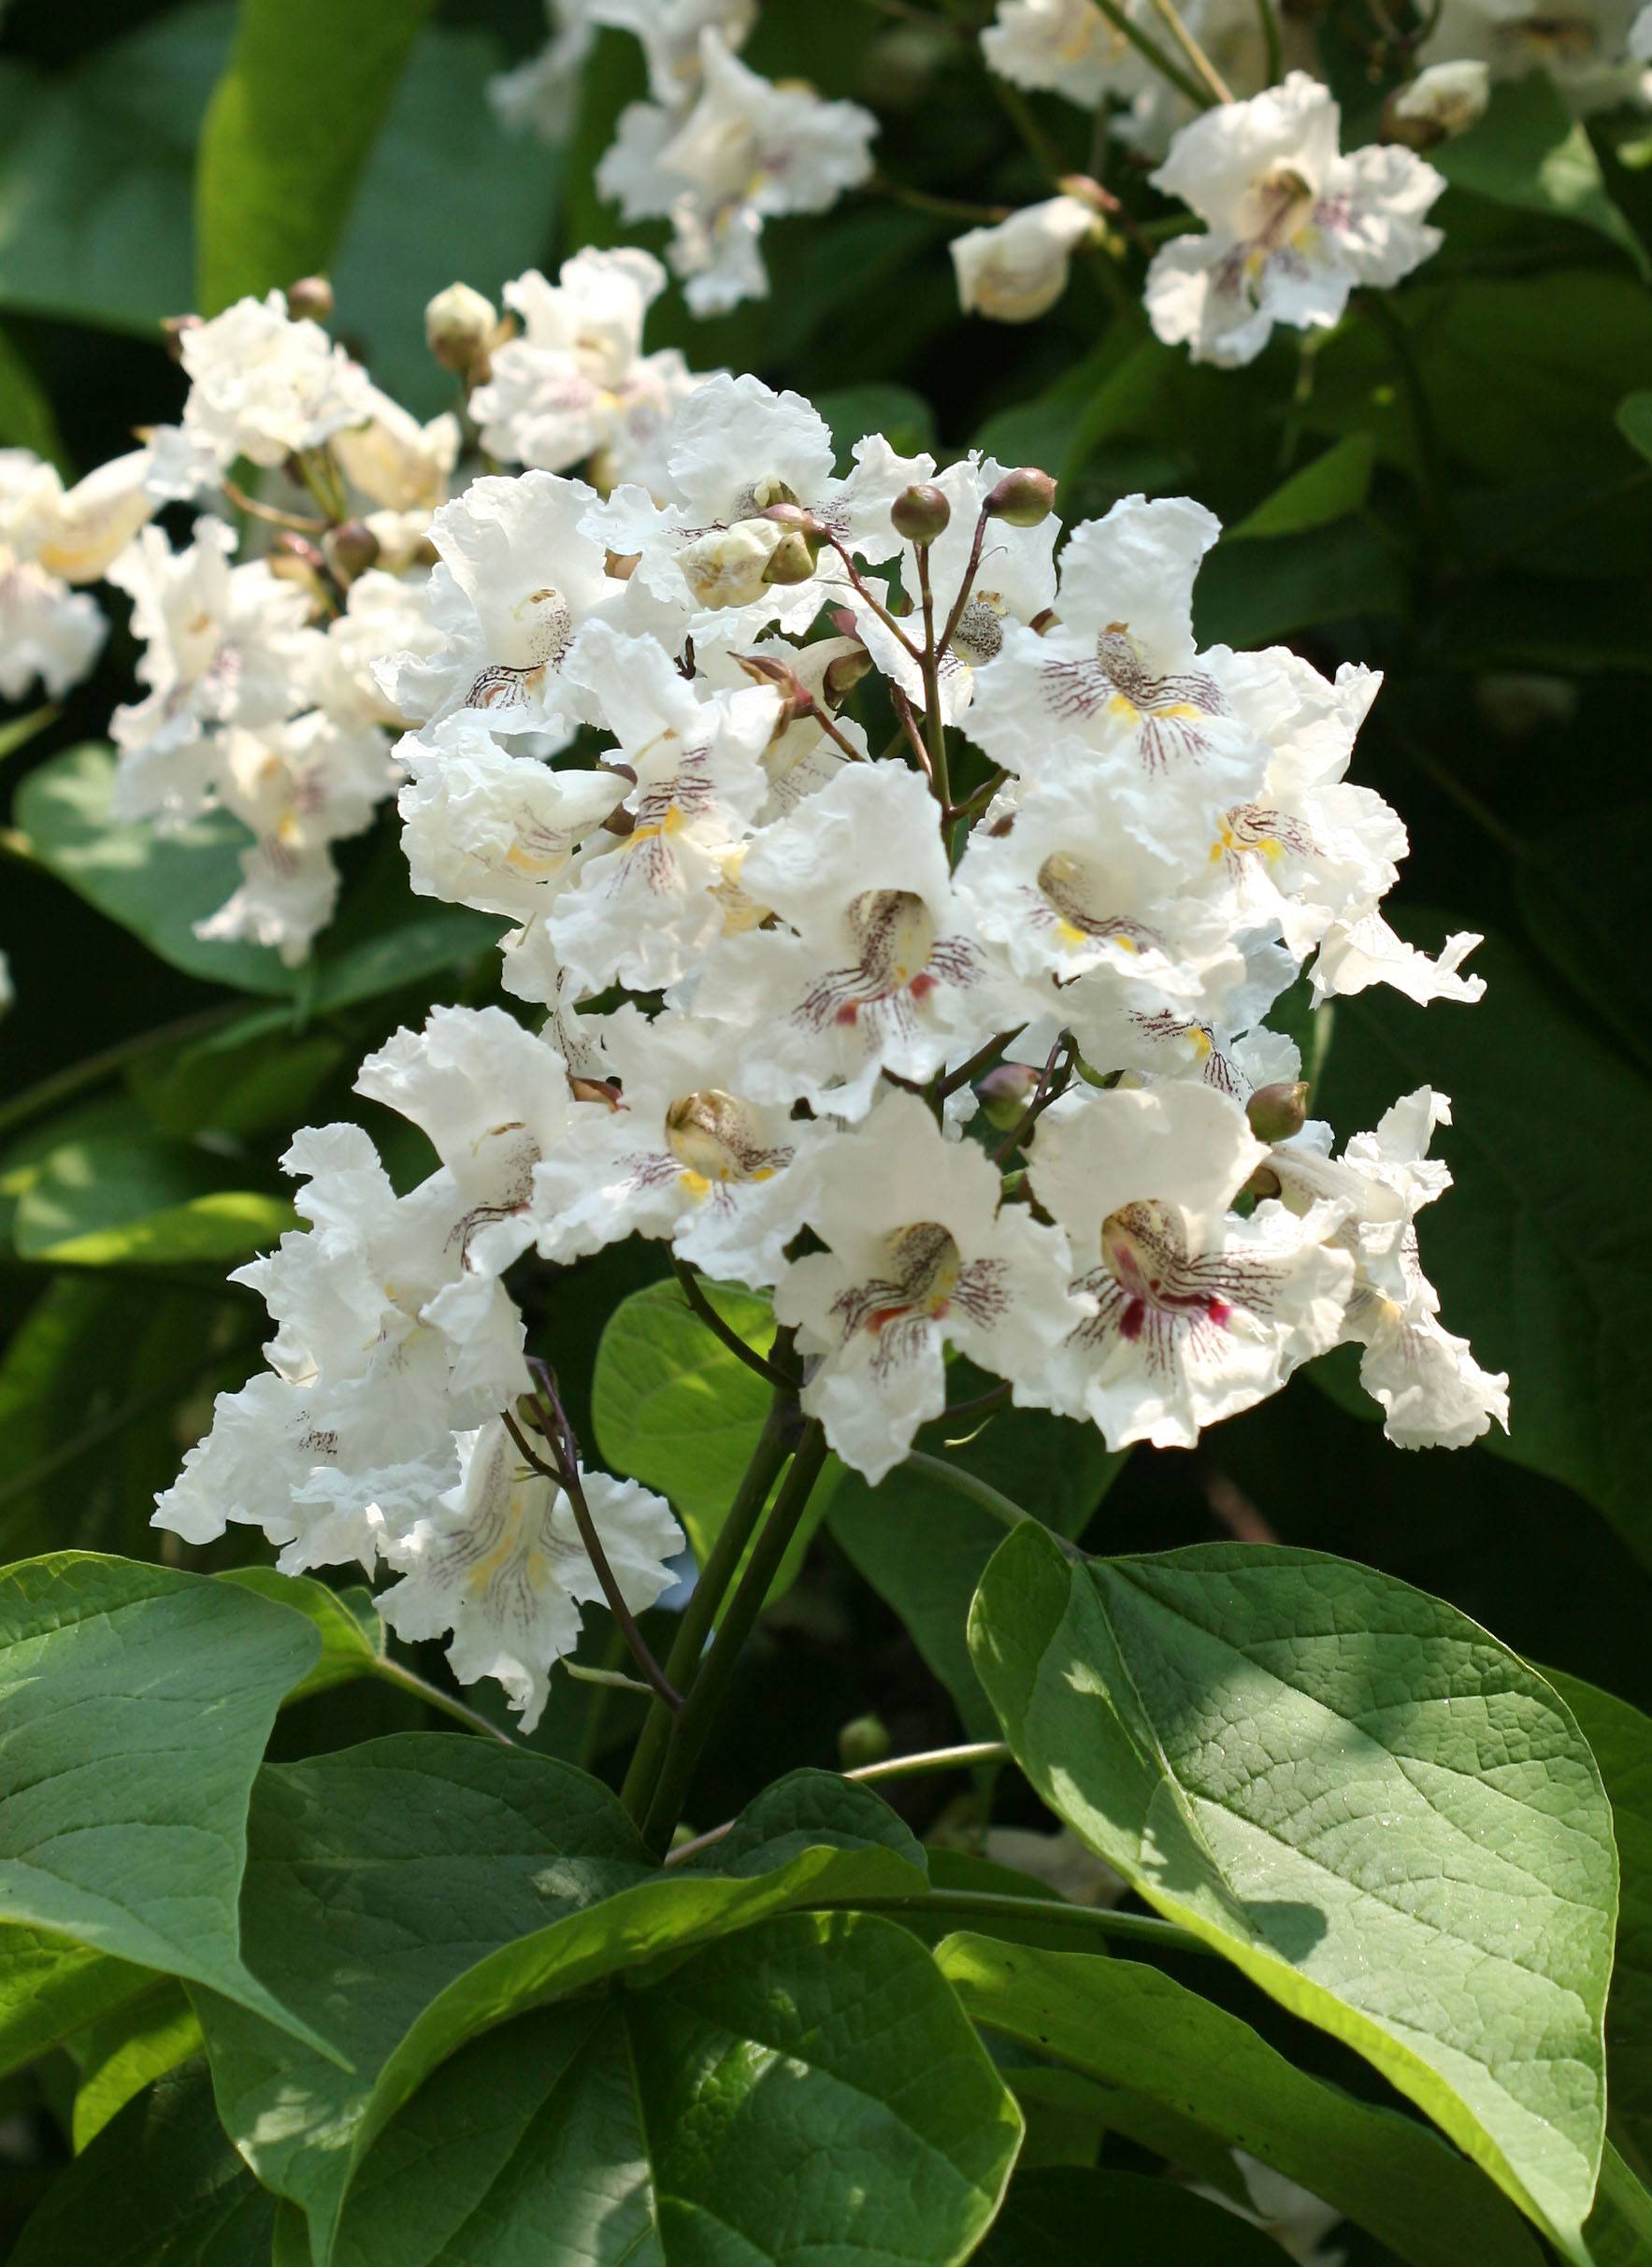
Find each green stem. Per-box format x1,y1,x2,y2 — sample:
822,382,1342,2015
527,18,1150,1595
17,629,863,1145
375,1657,525,1749
1087,0,1214,110
671,1258,801,1391
663,1743,1012,1868
619,1378,799,1825
902,1449,1041,1537
1364,293,1458,565
1253,0,1284,80
1146,0,1233,100
641,1420,830,1855
915,546,952,811
810,1887,1213,1957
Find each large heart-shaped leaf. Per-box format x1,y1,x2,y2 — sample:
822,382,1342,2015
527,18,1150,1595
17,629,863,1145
969,1528,1616,2260
0,1554,325,2047
936,1934,1544,2267
330,1912,1021,2267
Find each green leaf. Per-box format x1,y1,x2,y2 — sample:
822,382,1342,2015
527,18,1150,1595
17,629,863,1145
1314,920,1652,1566
9,2062,277,2266
1587,2143,1652,2266
12,1136,290,1266
217,1568,386,1702
1226,434,1377,539
69,1983,203,2151
971,2164,1298,2266
0,1553,329,2048
969,1528,1616,2261
939,1935,1544,2267
191,1744,926,2260
593,1277,832,1597
330,1912,1021,2267
0,329,65,469
1435,75,1651,280
196,0,435,312
0,1926,154,2085
829,1407,1123,1737
1193,515,1406,646
1546,1672,1652,2177
1616,390,1652,466
813,383,937,473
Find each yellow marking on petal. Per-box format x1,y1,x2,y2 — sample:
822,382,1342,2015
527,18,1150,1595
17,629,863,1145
678,1169,711,1198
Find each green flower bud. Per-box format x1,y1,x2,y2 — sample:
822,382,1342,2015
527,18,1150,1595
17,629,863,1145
1246,1080,1310,1145
984,466,1056,527
285,276,335,323
892,482,952,545
762,529,820,586
424,282,497,373
325,519,380,582
838,1713,892,1770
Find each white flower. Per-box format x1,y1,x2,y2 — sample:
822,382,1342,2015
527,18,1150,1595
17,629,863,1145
775,1090,1085,1483
983,0,1154,107
314,568,449,731
0,557,104,699
471,249,699,492
377,471,630,742
177,291,377,470
547,622,778,989
377,1418,682,1733
1423,0,1649,112
1145,74,1444,368
1386,59,1492,142
108,520,321,823
489,0,596,139
1024,1083,1353,1449
588,373,919,646
849,453,1057,724
0,447,158,584
1192,2156,1347,2267
396,714,625,923
528,1002,821,1277
1271,1088,1508,1448
330,388,459,514
1310,913,1486,1006
593,0,758,103
964,494,1271,854
194,710,394,965
951,195,1098,323
690,761,998,1119
599,32,876,315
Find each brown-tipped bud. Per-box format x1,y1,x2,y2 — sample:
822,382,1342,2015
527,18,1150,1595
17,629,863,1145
892,481,952,545
1028,607,1057,635
1246,1080,1310,1145
160,313,202,362
977,1061,1041,1129
1056,172,1113,215
569,1076,623,1110
286,275,335,323
837,1713,891,1770
604,548,640,581
424,281,497,373
823,643,872,702
325,519,380,582
762,529,820,586
733,652,797,690
267,531,327,584
761,500,827,539
985,466,1056,527
408,534,439,570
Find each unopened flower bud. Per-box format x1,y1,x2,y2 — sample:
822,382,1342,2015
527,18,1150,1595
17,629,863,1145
760,500,827,539
604,548,640,581
1055,172,1113,215
285,275,335,323
977,1061,1041,1129
1384,60,1489,149
1246,1081,1310,1144
424,281,497,373
985,466,1056,527
267,530,327,581
823,643,872,702
680,519,789,609
569,1076,623,1110
325,519,379,582
837,1713,891,1770
160,313,202,362
892,482,952,545
762,529,820,586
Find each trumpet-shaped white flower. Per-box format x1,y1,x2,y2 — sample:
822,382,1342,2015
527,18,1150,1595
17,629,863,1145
378,471,630,742
396,715,627,923
1271,1089,1508,1447
777,1091,1085,1481
471,250,698,491
599,32,876,314
1386,59,1492,142
489,0,596,139
849,454,1057,725
315,569,450,731
177,291,377,471
356,1006,580,1272
1311,913,1487,1006
377,1419,682,1733
690,762,998,1118
0,556,104,700
593,0,758,103
195,711,394,965
964,494,1271,853
529,1002,822,1277
983,0,1155,107
952,195,1098,323
330,388,460,515
1025,1083,1353,1448
108,520,322,823
547,621,778,989
0,446,159,584
1422,0,1649,112
1145,75,1444,368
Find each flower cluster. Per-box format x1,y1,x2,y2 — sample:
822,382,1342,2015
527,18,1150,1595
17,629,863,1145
154,377,1507,1728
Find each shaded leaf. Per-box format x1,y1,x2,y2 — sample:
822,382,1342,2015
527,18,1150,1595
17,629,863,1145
1436,75,1650,280
972,2164,1297,2266
68,1983,202,2151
